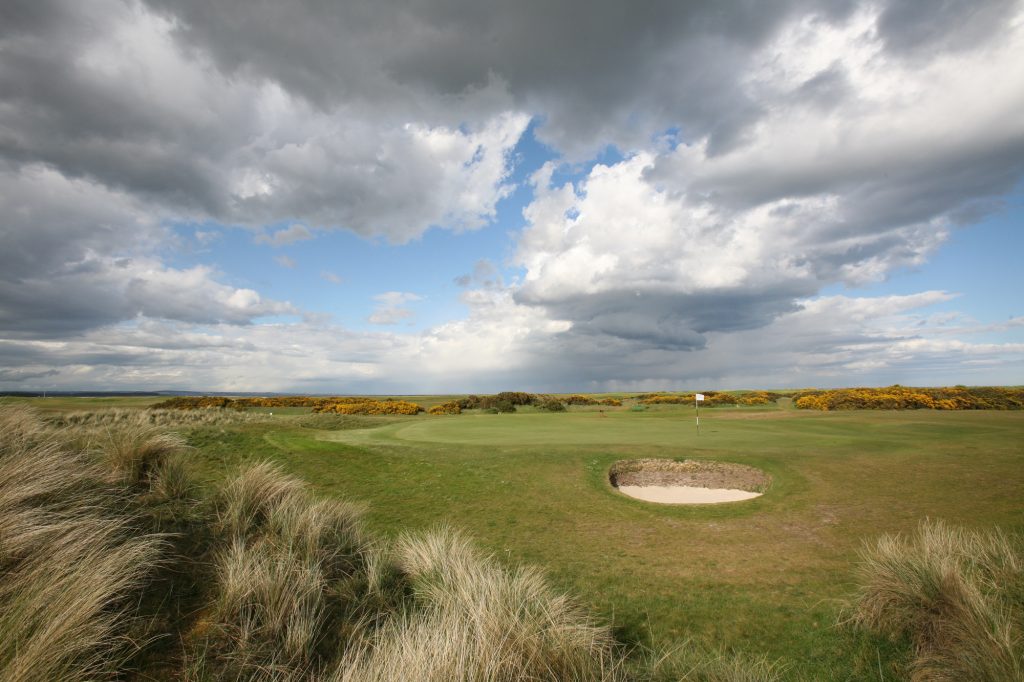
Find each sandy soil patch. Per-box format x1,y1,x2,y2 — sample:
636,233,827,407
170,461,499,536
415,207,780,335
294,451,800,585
617,485,762,504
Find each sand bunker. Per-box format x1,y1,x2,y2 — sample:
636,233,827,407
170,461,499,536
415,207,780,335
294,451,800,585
609,459,769,505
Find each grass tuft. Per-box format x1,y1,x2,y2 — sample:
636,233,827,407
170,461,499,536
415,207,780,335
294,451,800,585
97,422,187,486
331,526,622,681
0,406,164,682
849,519,1024,681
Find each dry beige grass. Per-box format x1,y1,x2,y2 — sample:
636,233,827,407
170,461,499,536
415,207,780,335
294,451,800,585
0,407,163,682
98,422,188,485
850,519,1024,681
330,527,623,682
49,407,270,428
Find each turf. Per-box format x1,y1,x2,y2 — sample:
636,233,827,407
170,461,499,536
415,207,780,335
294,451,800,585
23,399,1024,679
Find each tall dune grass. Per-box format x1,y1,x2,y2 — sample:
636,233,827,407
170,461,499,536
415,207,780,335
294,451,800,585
331,527,623,682
49,407,270,428
0,407,163,682
189,462,383,680
850,519,1024,681
98,422,187,486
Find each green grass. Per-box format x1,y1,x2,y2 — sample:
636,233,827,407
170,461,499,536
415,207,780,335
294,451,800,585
13,398,1024,679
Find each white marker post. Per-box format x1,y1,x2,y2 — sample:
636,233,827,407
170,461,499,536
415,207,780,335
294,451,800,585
695,393,705,434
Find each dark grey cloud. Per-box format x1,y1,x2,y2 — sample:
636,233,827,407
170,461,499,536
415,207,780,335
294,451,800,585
877,0,1020,57
516,287,809,352
139,0,861,158
0,0,527,242
0,368,58,383
793,62,851,110
0,166,294,337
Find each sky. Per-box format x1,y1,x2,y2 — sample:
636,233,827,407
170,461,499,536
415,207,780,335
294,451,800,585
1,0,1022,394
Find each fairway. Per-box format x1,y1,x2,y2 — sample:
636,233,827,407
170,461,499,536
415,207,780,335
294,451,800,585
186,405,1024,679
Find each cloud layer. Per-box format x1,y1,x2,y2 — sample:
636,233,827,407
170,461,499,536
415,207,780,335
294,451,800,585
1,0,1022,390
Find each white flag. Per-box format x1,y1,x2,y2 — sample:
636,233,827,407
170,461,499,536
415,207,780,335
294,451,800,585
695,393,705,401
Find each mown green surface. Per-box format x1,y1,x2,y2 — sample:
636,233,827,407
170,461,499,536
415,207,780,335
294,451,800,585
22,398,1024,679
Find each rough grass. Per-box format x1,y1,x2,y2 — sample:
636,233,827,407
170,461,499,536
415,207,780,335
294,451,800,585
331,526,624,682
0,407,164,682
99,422,188,486
850,519,1024,681
47,407,271,428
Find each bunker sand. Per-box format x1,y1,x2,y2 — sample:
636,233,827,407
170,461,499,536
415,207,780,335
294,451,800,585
617,484,762,504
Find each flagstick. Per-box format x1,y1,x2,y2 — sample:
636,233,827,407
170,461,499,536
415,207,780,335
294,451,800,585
695,396,700,435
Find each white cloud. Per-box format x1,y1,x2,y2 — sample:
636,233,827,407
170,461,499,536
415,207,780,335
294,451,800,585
1,288,1020,393
367,292,423,325
513,6,1024,353
274,254,296,268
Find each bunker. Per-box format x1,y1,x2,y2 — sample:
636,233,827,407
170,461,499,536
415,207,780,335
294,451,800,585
609,458,769,505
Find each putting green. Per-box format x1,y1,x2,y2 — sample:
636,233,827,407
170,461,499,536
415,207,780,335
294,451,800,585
316,410,805,447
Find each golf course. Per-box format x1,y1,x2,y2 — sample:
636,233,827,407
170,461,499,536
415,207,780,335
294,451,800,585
10,393,1021,679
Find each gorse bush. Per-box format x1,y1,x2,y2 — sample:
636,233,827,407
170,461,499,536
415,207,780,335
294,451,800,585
428,401,462,415
313,400,423,416
565,394,599,405
459,392,539,410
642,394,695,405
735,392,781,406
794,386,1024,411
849,519,1024,681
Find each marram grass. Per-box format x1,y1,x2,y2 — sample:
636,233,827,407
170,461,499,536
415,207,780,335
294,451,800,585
849,519,1024,681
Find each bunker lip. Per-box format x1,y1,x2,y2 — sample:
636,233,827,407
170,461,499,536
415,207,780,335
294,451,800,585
609,458,770,504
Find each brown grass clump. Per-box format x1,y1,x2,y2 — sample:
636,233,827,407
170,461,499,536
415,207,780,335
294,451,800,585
331,526,623,682
0,407,164,682
191,461,382,680
215,461,309,540
849,519,1024,681
50,407,269,428
97,422,187,486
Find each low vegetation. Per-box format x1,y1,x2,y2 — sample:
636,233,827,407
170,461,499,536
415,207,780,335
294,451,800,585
428,401,462,415
312,399,423,416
